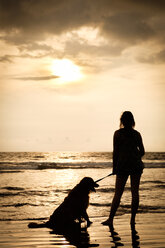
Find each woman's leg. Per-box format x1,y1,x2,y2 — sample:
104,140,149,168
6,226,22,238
102,175,128,225
130,173,141,225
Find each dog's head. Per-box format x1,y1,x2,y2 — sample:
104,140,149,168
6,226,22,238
79,177,99,192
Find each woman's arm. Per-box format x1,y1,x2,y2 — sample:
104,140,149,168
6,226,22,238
138,133,145,157
112,131,119,174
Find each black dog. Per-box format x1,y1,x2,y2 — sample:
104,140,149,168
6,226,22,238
28,177,99,230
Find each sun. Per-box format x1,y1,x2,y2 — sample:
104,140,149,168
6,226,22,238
51,59,82,83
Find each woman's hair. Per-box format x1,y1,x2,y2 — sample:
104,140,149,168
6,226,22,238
120,111,135,129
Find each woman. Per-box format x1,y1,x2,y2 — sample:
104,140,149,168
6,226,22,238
102,111,145,226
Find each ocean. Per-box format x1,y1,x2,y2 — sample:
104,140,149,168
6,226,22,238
0,152,165,247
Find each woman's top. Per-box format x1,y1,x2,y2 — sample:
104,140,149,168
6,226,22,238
113,128,145,175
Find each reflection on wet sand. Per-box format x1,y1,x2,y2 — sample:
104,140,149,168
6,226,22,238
109,224,140,248
50,222,99,247
131,224,140,248
109,226,124,247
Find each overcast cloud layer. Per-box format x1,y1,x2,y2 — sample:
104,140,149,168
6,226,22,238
0,0,165,65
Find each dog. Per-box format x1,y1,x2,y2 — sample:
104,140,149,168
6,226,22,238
28,177,99,230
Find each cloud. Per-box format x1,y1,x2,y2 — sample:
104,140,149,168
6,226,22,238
65,40,123,57
137,49,165,64
0,0,165,66
0,52,55,63
101,13,154,44
0,0,164,45
19,42,55,52
0,55,13,63
14,75,59,81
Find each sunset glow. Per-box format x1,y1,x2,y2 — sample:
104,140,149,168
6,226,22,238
51,59,82,82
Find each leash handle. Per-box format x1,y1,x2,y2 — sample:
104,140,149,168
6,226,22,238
95,173,113,183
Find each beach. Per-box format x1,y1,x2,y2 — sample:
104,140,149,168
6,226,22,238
0,213,164,247
0,152,165,247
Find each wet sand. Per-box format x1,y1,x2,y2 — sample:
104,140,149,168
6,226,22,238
0,212,164,247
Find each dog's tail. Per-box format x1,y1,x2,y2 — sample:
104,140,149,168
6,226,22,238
28,222,47,228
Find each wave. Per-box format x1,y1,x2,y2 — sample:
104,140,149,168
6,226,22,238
0,217,47,221
0,170,23,173
144,162,165,168
0,204,164,222
0,188,69,198
97,188,115,193
2,186,25,191
90,202,165,214
1,183,163,198
96,187,135,193
0,161,165,171
0,161,111,170
0,192,22,197
1,203,40,207
141,180,165,185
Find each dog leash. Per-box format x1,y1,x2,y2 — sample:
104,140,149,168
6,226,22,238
95,173,114,183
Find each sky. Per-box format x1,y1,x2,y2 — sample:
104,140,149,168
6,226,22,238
0,0,165,152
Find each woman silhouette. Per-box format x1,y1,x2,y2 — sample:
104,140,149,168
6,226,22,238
102,111,145,226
